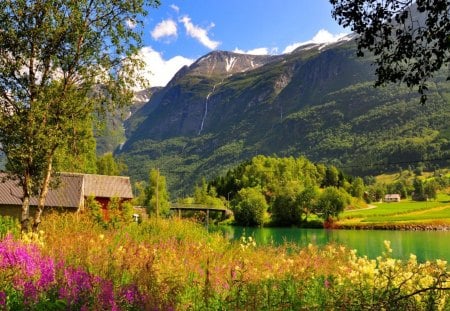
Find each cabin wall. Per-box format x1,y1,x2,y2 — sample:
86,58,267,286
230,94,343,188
0,205,78,219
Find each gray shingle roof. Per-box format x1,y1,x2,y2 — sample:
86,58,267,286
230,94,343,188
0,172,133,208
82,174,134,199
0,173,84,208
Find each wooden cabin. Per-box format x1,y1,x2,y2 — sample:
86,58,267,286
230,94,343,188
0,172,133,218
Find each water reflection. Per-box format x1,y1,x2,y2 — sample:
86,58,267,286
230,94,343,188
218,226,450,262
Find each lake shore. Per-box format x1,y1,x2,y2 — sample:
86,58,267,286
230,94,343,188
335,222,450,231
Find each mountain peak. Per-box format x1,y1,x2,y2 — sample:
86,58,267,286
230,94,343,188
188,50,279,76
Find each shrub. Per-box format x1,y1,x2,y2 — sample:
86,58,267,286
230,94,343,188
0,215,19,239
232,187,268,226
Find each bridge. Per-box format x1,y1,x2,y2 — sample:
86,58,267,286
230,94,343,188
170,203,231,228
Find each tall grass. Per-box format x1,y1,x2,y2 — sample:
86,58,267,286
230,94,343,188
0,213,449,310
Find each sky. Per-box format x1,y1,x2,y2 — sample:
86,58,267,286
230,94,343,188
136,0,350,87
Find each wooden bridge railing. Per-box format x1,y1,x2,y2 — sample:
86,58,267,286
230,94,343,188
169,203,231,228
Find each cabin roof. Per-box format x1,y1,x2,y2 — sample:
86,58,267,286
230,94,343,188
80,173,134,199
0,172,133,208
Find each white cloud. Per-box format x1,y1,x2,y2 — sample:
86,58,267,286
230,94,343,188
136,47,194,88
233,47,268,55
126,19,136,29
151,19,178,41
180,16,220,50
233,47,278,55
170,4,180,13
283,29,349,54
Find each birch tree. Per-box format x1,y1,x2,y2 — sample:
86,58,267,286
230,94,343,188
0,0,160,231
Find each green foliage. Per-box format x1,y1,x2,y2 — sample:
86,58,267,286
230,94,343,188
232,187,268,226
413,178,427,201
145,169,170,217
367,183,387,202
316,187,349,221
133,180,148,207
350,177,365,199
0,0,161,230
271,193,302,226
193,178,225,208
331,0,450,103
85,195,104,226
54,116,98,174
210,155,356,226
424,180,439,201
96,152,127,176
107,197,134,228
296,185,320,221
322,165,340,187
0,215,19,239
86,195,134,229
212,155,327,202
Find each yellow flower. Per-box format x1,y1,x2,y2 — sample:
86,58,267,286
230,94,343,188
436,259,447,270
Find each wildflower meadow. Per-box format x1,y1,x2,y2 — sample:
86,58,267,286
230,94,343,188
0,213,449,310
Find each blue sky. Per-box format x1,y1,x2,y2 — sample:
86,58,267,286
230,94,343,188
136,0,349,87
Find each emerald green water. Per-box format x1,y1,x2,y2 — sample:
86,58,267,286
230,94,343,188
220,226,450,262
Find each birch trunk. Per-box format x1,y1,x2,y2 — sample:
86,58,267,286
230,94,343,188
21,173,32,233
33,155,54,232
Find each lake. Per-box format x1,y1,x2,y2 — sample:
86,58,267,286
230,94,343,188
219,226,450,262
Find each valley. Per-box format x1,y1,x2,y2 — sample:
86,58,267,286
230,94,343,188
116,37,450,196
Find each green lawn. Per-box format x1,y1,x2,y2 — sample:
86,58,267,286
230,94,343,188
339,193,450,226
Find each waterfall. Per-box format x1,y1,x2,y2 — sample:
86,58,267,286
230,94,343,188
198,80,223,135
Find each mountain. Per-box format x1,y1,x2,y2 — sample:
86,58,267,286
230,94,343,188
118,36,450,196
95,88,156,155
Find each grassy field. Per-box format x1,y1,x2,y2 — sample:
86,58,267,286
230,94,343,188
339,192,450,227
374,169,449,184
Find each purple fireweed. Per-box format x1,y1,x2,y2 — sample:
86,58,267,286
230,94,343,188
120,284,140,305
97,279,118,310
23,281,38,303
59,266,93,306
0,291,6,306
0,235,39,276
0,234,150,310
37,257,55,289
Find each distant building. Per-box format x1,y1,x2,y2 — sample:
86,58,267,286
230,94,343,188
0,172,133,218
384,194,401,203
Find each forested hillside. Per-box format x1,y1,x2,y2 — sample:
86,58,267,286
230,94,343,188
118,38,450,196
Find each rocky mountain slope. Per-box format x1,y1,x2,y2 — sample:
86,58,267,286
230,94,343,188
119,36,450,195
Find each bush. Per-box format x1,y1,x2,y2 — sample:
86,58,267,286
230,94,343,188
86,196,134,229
232,187,268,226
0,215,19,239
316,187,349,221
271,194,302,226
